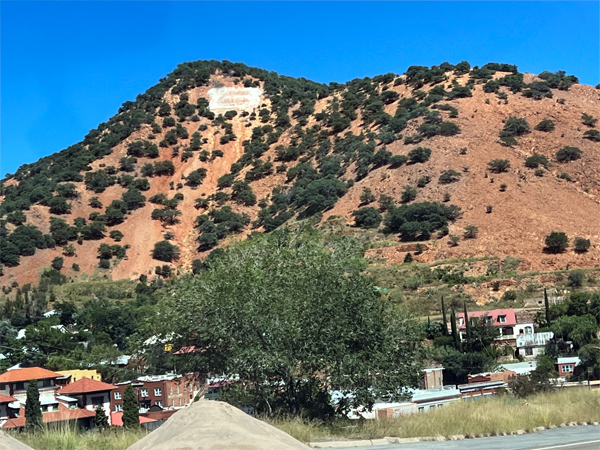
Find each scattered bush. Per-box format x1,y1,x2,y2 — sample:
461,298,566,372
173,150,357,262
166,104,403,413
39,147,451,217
544,231,568,254
438,169,461,184
534,119,555,132
556,146,582,162
51,257,64,270
500,116,530,137
487,159,511,173
417,176,431,188
557,172,573,182
583,130,600,141
407,147,432,164
152,240,181,262
401,185,417,203
352,207,382,229
525,154,549,169
581,113,598,127
573,237,591,253
463,225,479,239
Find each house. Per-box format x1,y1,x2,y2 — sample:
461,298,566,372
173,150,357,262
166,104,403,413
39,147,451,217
516,331,554,360
0,367,96,430
458,380,506,400
468,370,517,384
500,361,537,375
0,367,62,399
557,357,581,378
0,393,18,426
422,368,444,390
111,373,201,414
457,309,534,344
58,377,116,425
57,369,102,383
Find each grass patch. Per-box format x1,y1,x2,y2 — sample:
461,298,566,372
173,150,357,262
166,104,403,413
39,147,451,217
12,426,148,450
268,389,600,442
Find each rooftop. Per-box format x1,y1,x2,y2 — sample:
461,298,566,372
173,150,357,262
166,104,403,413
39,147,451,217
557,357,581,365
1,405,95,429
59,377,116,395
0,367,62,383
458,309,517,329
0,394,17,403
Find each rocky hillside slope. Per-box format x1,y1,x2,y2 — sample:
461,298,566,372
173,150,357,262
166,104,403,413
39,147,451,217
1,61,598,287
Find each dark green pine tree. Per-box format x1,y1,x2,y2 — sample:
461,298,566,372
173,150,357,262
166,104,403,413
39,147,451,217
464,302,472,350
122,384,139,428
25,379,43,431
441,296,448,336
94,405,109,430
450,308,460,350
544,288,551,327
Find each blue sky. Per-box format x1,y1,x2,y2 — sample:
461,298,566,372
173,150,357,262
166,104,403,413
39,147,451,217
2,1,598,176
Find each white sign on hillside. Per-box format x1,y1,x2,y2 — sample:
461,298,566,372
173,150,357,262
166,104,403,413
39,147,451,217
207,87,262,113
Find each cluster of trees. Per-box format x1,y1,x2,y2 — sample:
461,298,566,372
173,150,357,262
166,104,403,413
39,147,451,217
196,206,250,251
544,232,590,254
383,202,462,241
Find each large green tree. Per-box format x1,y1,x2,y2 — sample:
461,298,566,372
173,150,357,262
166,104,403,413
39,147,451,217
157,230,422,418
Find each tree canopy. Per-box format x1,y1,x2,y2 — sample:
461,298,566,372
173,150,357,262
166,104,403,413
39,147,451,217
156,230,422,418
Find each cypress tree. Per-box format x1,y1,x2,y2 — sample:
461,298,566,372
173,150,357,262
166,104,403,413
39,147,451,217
464,302,472,350
450,309,460,350
544,288,551,327
441,296,448,336
94,405,109,430
25,379,42,431
122,384,139,428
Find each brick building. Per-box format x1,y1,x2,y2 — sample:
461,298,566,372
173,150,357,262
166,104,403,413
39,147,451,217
111,374,200,414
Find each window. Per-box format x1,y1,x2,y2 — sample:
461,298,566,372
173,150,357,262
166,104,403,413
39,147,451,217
169,387,173,395
156,401,162,408
178,398,182,406
562,364,574,373
418,407,424,412
459,317,464,326
115,404,123,412
114,392,122,400
525,348,533,356
525,326,532,334
184,385,187,392
176,386,180,394
498,315,506,323
91,396,104,407
141,389,149,398
485,317,493,325
0,383,5,391
154,388,162,397
15,382,24,391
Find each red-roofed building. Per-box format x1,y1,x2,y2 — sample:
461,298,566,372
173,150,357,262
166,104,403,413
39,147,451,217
456,309,534,344
2,404,96,429
0,367,62,397
0,393,18,426
58,377,116,425
0,368,116,430
110,412,157,429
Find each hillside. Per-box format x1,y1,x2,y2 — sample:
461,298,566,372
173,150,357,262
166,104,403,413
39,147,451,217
1,60,598,290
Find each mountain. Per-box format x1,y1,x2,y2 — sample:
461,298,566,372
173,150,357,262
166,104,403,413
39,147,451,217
1,60,598,288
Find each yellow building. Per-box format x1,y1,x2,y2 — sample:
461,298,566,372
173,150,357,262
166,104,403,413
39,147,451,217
57,369,102,383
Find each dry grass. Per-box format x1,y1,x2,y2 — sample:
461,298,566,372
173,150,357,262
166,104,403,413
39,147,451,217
11,390,600,448
11,426,148,450
269,389,600,442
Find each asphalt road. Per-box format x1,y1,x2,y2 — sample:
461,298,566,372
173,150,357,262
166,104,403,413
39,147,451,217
338,426,600,450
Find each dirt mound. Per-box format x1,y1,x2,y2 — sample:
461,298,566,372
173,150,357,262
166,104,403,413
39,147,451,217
0,431,34,450
126,400,309,450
